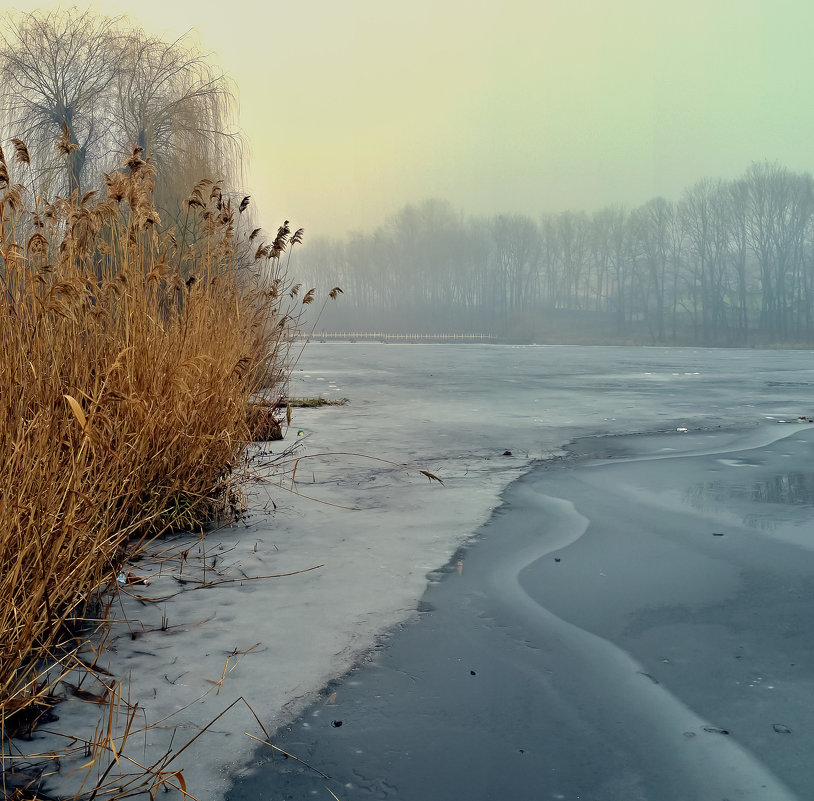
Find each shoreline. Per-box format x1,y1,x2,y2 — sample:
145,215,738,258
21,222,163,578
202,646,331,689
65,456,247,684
295,338,814,351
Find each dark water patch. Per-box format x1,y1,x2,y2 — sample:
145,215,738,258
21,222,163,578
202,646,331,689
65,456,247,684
562,423,750,463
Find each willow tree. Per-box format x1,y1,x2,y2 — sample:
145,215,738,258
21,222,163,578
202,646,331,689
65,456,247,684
0,7,243,214
0,9,122,194
113,28,244,225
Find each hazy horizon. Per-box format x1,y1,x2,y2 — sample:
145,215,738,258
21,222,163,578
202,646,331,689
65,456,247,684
7,0,814,238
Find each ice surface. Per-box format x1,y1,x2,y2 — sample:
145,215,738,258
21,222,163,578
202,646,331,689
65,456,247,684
14,344,814,799
227,427,814,801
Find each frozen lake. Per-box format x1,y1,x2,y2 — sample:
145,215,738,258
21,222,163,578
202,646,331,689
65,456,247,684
229,345,814,800
20,345,814,800
287,343,814,461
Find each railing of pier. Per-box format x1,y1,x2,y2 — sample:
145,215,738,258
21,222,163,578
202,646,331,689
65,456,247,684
293,332,497,343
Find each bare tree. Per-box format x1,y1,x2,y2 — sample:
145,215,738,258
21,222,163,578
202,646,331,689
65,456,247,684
630,198,674,342
743,162,814,340
0,8,243,215
113,28,244,223
0,8,123,193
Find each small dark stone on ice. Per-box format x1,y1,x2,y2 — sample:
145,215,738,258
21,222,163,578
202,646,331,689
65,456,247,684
772,724,792,734
502,450,513,456
331,720,343,728
554,557,561,562
470,670,477,676
519,749,525,754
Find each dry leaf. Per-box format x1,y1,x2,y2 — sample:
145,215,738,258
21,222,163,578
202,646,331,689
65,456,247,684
64,394,87,432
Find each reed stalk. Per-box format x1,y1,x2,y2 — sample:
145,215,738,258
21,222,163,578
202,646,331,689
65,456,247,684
0,139,312,749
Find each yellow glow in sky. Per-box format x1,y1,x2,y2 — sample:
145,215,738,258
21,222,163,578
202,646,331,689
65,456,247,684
7,0,814,237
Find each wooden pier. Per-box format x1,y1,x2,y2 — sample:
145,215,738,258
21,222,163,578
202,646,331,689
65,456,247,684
295,332,497,343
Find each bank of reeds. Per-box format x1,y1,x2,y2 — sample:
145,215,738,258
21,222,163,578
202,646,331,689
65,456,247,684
0,140,310,744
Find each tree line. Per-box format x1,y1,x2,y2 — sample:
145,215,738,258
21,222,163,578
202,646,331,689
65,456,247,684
300,162,814,346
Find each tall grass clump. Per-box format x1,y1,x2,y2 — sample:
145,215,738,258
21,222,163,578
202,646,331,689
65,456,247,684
0,139,308,739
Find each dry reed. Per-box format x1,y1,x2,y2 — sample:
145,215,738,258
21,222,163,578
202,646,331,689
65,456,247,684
0,139,312,756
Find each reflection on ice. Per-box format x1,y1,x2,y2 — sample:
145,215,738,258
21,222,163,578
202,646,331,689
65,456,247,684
688,472,814,508
686,470,814,530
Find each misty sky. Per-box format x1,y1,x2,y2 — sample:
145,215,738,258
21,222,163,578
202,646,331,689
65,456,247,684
9,0,814,237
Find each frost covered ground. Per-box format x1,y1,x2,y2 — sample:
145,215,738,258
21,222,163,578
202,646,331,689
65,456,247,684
13,344,814,799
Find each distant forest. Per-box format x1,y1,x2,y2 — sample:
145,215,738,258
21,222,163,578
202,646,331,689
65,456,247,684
299,162,814,347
